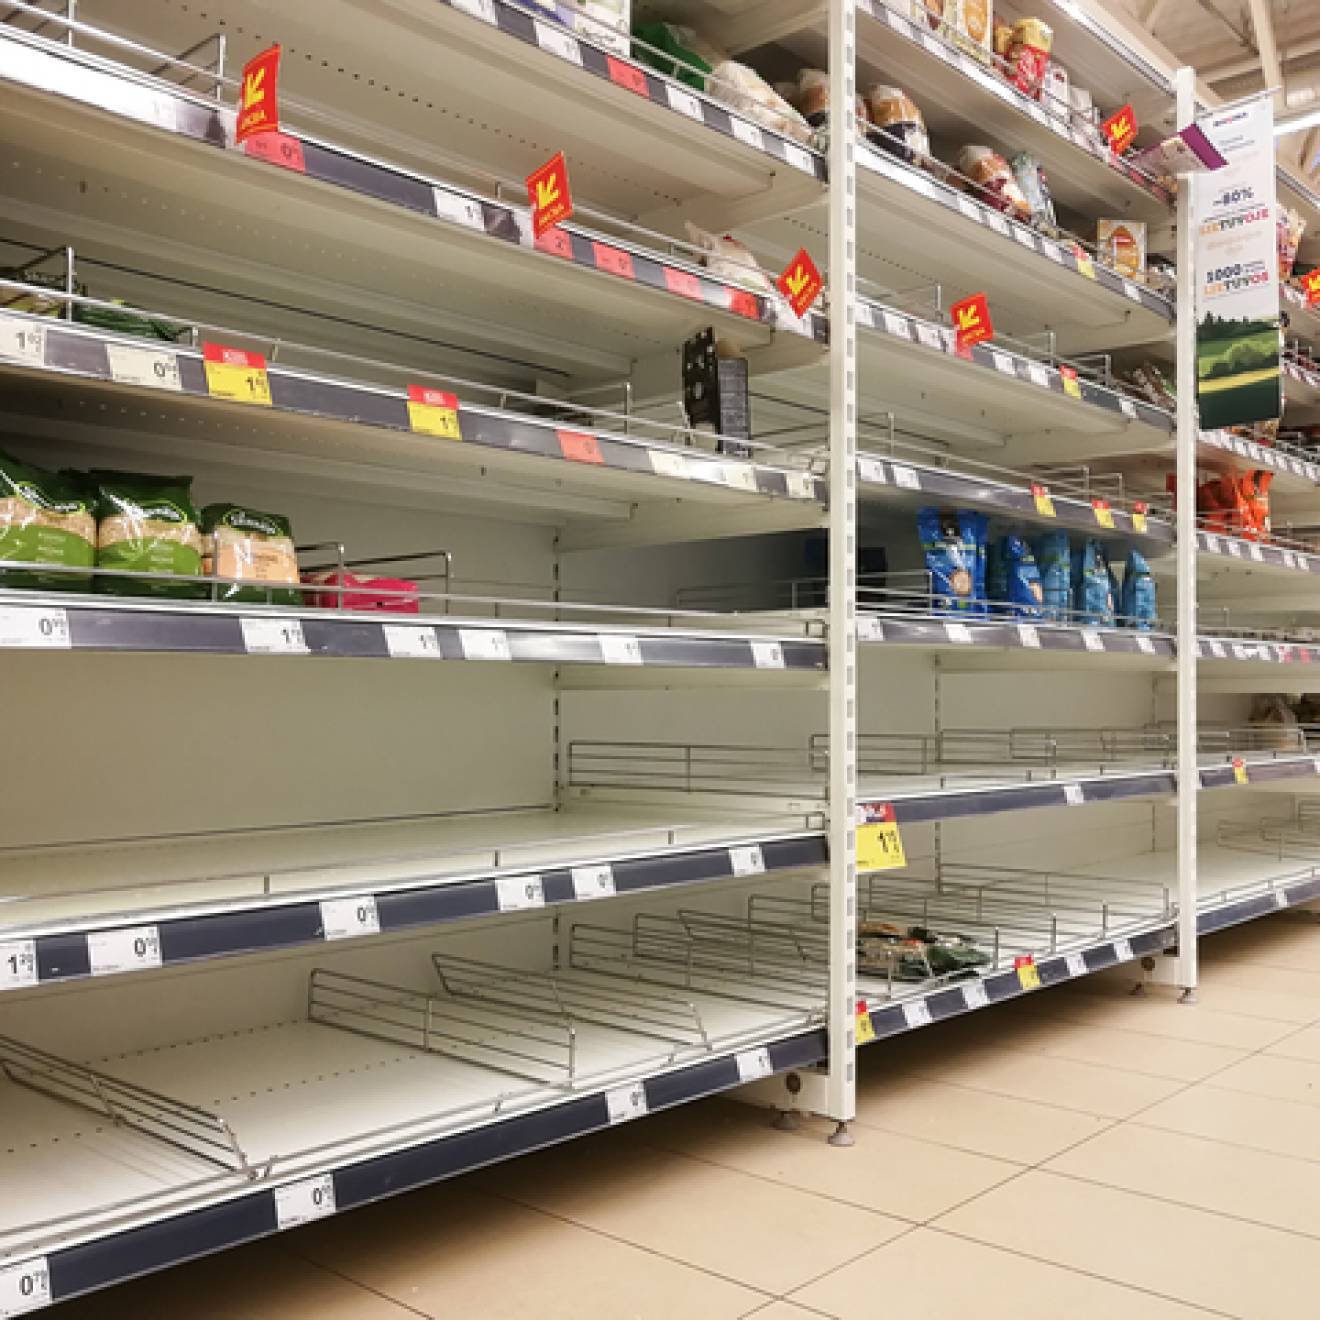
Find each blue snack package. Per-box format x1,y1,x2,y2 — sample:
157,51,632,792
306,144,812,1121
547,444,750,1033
999,534,1044,618
1121,548,1156,629
959,510,989,617
1035,530,1071,621
986,538,1008,613
1074,537,1116,625
918,507,979,613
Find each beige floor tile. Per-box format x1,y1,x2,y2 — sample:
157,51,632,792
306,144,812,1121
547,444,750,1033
1048,1121,1320,1238
853,1071,1110,1164
793,1227,1213,1320
470,1138,905,1295
1205,1052,1320,1106
899,1041,1184,1117
1138,1084,1320,1163
1083,973,1317,1024
936,1169,1318,1318
1263,1023,1320,1062
1200,918,1320,971
290,1182,761,1320
740,1303,833,1320
51,1240,413,1319
1199,960,1320,1001
637,1098,1018,1222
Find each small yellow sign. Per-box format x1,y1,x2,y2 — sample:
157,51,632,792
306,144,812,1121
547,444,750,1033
1092,499,1115,529
202,343,271,405
1073,246,1097,280
1015,958,1042,991
1132,503,1149,534
407,386,462,440
857,803,906,872
1060,366,1083,400
1031,484,1056,518
1232,757,1249,785
855,1002,877,1045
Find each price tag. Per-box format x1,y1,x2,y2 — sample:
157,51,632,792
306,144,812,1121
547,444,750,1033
1013,227,1037,250
383,624,442,658
106,343,182,391
407,385,462,440
0,606,70,649
902,999,933,1029
275,1175,336,1229
202,342,271,405
1092,499,1115,529
751,640,785,669
650,449,690,479
1074,249,1097,280
1059,366,1084,400
1014,956,1041,990
991,351,1017,378
783,142,815,174
320,896,380,940
0,1257,51,1317
663,82,703,120
1065,952,1088,978
721,463,760,493
1207,640,1226,658
1132,504,1148,534
946,622,973,644
786,471,816,500
857,456,886,484
599,634,642,665
1027,363,1050,389
606,1080,649,1124
855,1001,877,1044
1081,629,1104,652
1112,938,1133,962
1030,484,1055,518
735,1046,773,1082
963,981,989,1010
987,213,1012,237
458,628,512,660
857,615,883,641
856,803,905,871
432,187,485,230
451,0,497,22
1136,635,1156,654
241,617,309,654
0,318,45,366
915,323,944,352
882,310,910,338
1042,240,1064,264
729,845,766,877
1064,783,1084,806
534,18,582,63
730,117,765,151
571,864,615,900
1232,757,1249,785
1124,282,1144,303
1018,623,1041,648
891,464,920,490
88,925,162,976
957,196,981,221
496,874,545,911
0,940,38,991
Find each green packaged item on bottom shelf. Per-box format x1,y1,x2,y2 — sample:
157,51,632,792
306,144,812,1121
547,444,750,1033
201,503,301,605
93,471,204,598
0,451,95,591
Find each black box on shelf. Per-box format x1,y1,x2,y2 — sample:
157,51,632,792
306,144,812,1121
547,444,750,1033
683,328,751,457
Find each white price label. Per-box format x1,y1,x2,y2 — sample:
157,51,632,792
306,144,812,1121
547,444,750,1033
534,18,582,63
1119,397,1137,418
665,82,703,120
649,449,690,479
957,196,980,221
1042,240,1064,263
0,606,69,649
1111,938,1134,962
786,471,816,499
383,624,442,658
729,116,765,151
1124,282,1144,303
0,1258,50,1317
0,940,37,991
1081,629,1104,652
1027,364,1050,389
0,318,44,366
1208,640,1226,658
1248,543,1264,562
88,925,162,976
915,324,944,353
106,343,182,391
432,187,486,230
275,1174,336,1229
902,999,933,1029
783,142,815,174
857,615,883,641
945,622,973,644
1227,539,1242,558
451,0,497,22
1064,783,1084,806
1274,888,1290,909
458,628,511,660
1013,227,1037,250
319,896,380,941
1136,634,1156,655
987,213,1012,237
241,617,308,655
881,310,909,339
962,981,988,1010
571,864,615,900
1017,623,1041,649
722,464,760,493
991,351,1016,377
1065,952,1088,978
857,456,886,484
1313,756,1320,776
496,874,545,911
599,634,642,665
891,464,920,490
606,1080,649,1124
920,31,942,54
735,1046,773,1082
750,640,785,669
729,845,765,877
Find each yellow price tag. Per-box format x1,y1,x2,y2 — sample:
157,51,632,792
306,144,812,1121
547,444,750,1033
1015,958,1041,990
855,1002,876,1045
1060,366,1083,400
202,343,271,405
407,385,462,440
1092,499,1115,529
1031,484,1056,518
857,803,906,871
1232,757,1248,785
1073,246,1096,280
1132,503,1148,534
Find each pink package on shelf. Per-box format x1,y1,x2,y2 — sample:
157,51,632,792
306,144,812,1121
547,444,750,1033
304,571,420,613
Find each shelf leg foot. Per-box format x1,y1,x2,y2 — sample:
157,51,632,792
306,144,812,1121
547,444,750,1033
772,1108,801,1132
827,1121,855,1148
1130,981,1147,996
1178,987,1198,1005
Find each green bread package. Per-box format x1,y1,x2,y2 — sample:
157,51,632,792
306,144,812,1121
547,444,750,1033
0,451,95,591
201,503,300,606
93,471,204,598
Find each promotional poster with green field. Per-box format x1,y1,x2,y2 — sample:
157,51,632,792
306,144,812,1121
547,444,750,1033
1192,98,1281,431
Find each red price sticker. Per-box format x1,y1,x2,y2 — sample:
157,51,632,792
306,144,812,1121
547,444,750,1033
1072,244,1097,280
1303,269,1320,307
606,56,649,97
1101,103,1138,154
726,287,761,320
527,150,573,239
202,342,271,405
1132,501,1149,534
1031,484,1056,518
951,291,993,357
592,243,635,280
406,385,462,440
855,998,877,1045
663,267,704,301
1059,364,1083,399
776,247,823,318
1232,757,1249,785
235,44,281,144
243,129,305,173
558,430,603,464
1014,956,1041,991
1092,498,1115,529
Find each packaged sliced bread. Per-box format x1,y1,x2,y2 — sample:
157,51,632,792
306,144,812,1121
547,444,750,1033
202,503,301,605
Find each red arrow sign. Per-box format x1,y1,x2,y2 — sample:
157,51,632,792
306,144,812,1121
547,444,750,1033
950,292,993,356
235,44,281,144
527,151,573,239
1101,103,1138,154
776,248,823,318
1303,269,1320,307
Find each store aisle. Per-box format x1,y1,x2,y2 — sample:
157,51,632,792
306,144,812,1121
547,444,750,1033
55,912,1320,1320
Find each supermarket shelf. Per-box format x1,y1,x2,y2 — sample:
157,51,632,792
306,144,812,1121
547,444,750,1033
1284,358,1320,421
0,311,827,528
1199,429,1320,494
0,806,827,987
1282,287,1320,348
0,28,824,390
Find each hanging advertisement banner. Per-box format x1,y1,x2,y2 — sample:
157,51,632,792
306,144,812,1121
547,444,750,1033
1192,97,1281,430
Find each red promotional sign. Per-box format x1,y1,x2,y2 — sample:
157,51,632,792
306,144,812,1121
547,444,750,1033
235,44,281,144
527,151,573,239
1303,269,1320,307
1101,103,1138,154
776,248,824,318
951,292,993,355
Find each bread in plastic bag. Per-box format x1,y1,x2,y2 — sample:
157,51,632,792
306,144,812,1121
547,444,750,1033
93,471,203,599
958,145,1031,218
867,85,930,165
0,451,95,591
201,503,301,605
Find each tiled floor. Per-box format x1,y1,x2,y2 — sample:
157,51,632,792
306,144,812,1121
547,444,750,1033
54,912,1320,1319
